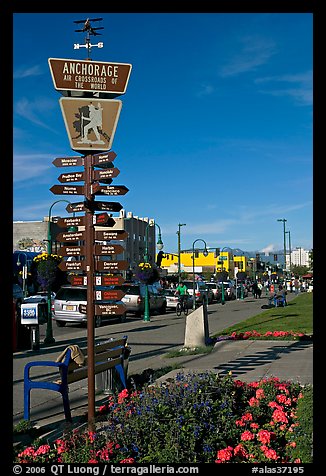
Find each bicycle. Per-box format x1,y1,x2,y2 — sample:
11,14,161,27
176,296,189,316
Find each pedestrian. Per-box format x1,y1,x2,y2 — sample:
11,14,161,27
252,281,259,299
294,278,300,295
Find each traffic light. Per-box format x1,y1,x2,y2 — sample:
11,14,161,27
156,250,164,267
273,254,278,261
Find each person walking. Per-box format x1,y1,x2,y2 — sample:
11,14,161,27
294,278,300,295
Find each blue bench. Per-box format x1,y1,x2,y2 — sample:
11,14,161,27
23,336,130,422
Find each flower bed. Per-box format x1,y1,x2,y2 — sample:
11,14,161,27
14,372,311,464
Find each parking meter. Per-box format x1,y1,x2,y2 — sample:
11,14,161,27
20,303,47,351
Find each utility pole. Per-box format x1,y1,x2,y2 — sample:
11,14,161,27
277,218,287,276
286,230,292,275
177,223,186,284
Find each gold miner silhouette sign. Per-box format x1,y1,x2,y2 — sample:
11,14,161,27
59,97,122,152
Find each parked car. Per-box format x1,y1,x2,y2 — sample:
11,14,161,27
163,288,193,310
205,282,222,303
221,281,236,300
182,280,212,305
52,285,127,328
115,282,167,317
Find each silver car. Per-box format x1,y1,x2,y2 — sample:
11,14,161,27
52,285,126,328
116,282,167,317
163,288,193,310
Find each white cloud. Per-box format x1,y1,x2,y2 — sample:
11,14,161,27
219,36,276,77
14,64,44,79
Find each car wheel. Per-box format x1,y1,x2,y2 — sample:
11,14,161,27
135,310,142,318
119,313,127,323
56,321,66,327
94,315,102,328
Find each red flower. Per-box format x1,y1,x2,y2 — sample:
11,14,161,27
120,457,135,463
216,446,233,462
272,409,289,423
241,430,255,441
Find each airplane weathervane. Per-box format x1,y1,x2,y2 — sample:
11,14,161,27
73,17,104,60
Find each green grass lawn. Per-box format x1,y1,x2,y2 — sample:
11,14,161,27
213,292,313,338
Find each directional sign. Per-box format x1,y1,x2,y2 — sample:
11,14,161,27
48,58,132,96
50,184,85,195
92,201,123,212
53,156,85,167
70,275,87,286
58,260,86,271
70,275,125,286
95,260,129,272
91,183,129,196
92,167,120,182
66,202,85,213
95,303,127,316
56,230,85,242
93,151,117,167
57,216,85,228
93,213,115,226
94,244,124,255
94,275,125,286
58,245,85,256
59,97,122,152
58,171,85,183
95,230,128,241
94,289,126,301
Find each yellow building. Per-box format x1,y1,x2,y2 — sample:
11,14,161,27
160,249,244,278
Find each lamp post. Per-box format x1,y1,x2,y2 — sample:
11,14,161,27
285,230,292,276
44,199,73,344
277,218,287,278
177,223,186,284
143,222,164,322
16,251,29,298
233,248,247,300
192,239,208,311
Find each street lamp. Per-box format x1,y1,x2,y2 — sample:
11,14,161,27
177,223,186,284
16,251,29,298
219,246,233,305
44,199,74,344
277,219,287,278
233,248,247,300
285,230,292,276
192,239,208,311
143,222,164,322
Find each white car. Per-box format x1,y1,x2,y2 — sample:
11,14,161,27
163,288,193,310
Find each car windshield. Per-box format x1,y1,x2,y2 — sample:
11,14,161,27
116,285,141,295
55,288,87,301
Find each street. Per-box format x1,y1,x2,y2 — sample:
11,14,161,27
13,293,300,425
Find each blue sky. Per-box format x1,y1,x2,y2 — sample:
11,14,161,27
13,12,313,255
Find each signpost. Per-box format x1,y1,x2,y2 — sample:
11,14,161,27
49,30,132,430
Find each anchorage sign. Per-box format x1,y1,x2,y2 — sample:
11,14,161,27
48,58,132,95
